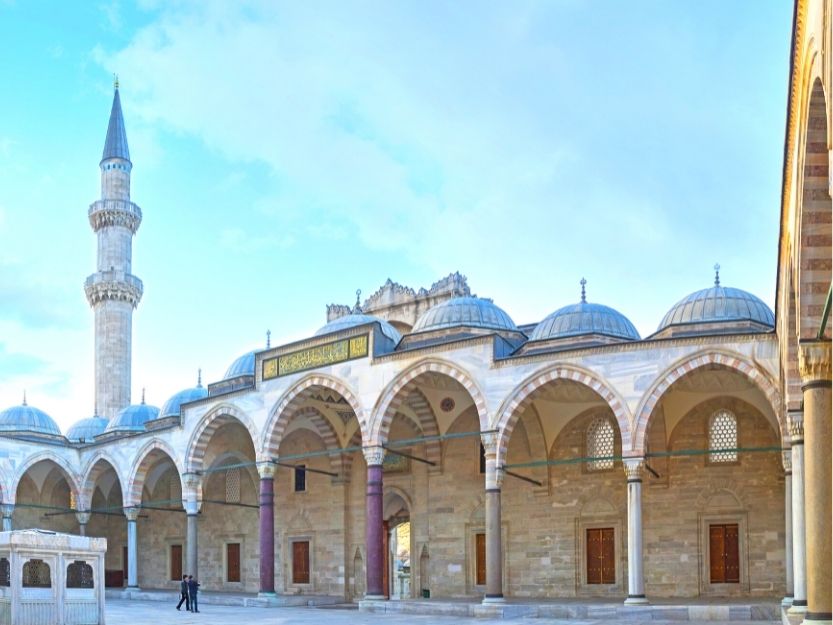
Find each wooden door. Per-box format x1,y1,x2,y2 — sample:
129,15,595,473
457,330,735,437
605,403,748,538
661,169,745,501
292,541,310,584
475,533,486,586
709,524,739,583
227,543,241,582
382,521,390,599
587,528,615,584
170,545,182,581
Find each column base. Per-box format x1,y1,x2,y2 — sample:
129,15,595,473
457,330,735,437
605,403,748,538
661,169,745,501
782,596,794,607
482,594,505,604
624,595,649,606
364,594,386,601
801,617,832,625
789,601,808,616
125,586,141,591
257,591,277,598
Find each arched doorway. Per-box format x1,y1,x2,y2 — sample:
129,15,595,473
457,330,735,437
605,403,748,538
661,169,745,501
383,491,411,599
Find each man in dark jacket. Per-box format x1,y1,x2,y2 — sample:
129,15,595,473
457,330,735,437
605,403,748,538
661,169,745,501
187,575,200,613
176,575,190,611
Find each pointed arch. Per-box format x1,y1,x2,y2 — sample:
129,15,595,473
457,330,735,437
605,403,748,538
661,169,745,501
631,350,782,454
283,407,344,476
261,373,365,459
126,439,184,507
79,452,126,511
186,403,260,473
11,452,81,506
369,358,488,446
401,388,442,469
494,363,632,466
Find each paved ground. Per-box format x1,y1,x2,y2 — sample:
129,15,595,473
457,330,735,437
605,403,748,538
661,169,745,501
105,599,780,625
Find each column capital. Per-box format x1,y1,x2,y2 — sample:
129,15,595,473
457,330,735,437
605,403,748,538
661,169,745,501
782,450,792,474
124,507,140,522
798,339,832,386
480,431,499,455
623,458,645,482
75,511,91,525
788,410,804,442
181,472,202,490
1,504,14,518
257,461,277,480
363,445,386,466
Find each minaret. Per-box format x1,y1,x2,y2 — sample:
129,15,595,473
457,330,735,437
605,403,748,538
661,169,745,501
84,78,143,420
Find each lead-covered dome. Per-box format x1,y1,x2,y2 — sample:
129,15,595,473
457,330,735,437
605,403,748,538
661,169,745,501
0,399,61,436
532,301,640,342
160,378,208,419
224,351,255,379
105,399,160,434
658,269,774,332
412,296,517,333
66,415,108,442
316,313,401,343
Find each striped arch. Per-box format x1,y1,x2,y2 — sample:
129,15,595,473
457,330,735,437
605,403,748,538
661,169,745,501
401,388,442,469
283,407,344,476
186,403,260,474
495,364,632,467
79,452,126,511
10,452,81,506
631,350,782,454
126,439,184,507
261,374,365,460
342,428,364,481
369,358,488,446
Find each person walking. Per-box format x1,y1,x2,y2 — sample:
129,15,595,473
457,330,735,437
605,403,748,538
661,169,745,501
176,574,190,611
187,575,200,613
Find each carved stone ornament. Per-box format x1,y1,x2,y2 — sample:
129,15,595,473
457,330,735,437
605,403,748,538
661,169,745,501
623,458,645,481
74,511,91,525
88,199,142,233
84,272,143,308
781,450,792,473
257,462,278,479
480,432,499,456
124,507,141,522
788,411,804,440
0,504,13,519
798,339,832,384
363,445,386,466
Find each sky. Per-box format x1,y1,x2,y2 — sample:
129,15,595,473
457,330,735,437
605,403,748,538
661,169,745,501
0,1,793,431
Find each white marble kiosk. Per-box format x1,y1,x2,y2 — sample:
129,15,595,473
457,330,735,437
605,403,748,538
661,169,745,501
0,530,106,625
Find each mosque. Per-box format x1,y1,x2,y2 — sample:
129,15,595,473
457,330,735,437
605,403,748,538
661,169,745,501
0,0,829,621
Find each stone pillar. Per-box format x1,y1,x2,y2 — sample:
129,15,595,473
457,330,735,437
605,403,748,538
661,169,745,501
258,462,277,596
1,505,13,532
125,507,140,589
481,433,504,603
798,340,831,624
75,512,91,537
364,446,385,600
790,411,808,615
182,473,201,580
783,451,794,607
624,458,648,605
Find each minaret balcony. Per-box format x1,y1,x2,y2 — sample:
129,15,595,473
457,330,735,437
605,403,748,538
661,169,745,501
84,271,143,308
88,199,142,233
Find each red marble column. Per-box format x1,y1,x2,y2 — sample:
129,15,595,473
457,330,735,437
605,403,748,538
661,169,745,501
365,447,385,599
259,464,276,595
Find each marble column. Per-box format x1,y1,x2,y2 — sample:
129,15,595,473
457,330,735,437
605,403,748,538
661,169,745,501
789,411,807,615
481,433,504,603
75,511,91,537
783,451,794,607
1,505,13,532
125,507,140,589
258,462,277,596
624,458,648,605
364,446,385,600
182,473,201,580
798,340,831,624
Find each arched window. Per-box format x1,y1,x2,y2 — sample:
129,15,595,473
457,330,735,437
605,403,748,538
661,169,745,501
66,560,94,589
587,417,615,471
225,468,240,503
22,559,51,588
0,558,9,587
709,410,738,463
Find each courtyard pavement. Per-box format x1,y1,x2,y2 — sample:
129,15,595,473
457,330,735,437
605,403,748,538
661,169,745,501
105,599,780,625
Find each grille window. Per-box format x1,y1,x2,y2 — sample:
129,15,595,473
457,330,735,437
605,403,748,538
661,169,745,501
587,417,615,471
709,410,738,463
225,468,241,503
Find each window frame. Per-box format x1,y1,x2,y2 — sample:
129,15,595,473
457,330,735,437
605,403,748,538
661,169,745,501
585,416,616,473
707,409,739,466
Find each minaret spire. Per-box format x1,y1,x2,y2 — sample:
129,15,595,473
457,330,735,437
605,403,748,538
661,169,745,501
101,80,130,164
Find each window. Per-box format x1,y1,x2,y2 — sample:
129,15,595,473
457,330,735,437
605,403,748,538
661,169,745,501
66,561,94,589
709,524,739,583
170,545,182,581
292,541,310,584
587,417,615,471
586,528,615,584
225,468,240,503
709,410,738,463
294,465,306,492
0,558,9,587
22,559,51,588
479,443,486,474
69,491,77,510
226,543,240,583
475,533,486,586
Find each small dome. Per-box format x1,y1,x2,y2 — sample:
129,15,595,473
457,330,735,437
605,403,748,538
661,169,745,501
532,301,640,342
66,416,108,442
160,384,208,418
658,282,774,332
0,401,61,436
412,296,517,333
105,402,160,434
316,313,401,343
224,351,255,379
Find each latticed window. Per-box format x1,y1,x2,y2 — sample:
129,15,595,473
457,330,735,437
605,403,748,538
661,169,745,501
225,468,241,503
22,559,51,588
66,560,94,589
709,410,738,463
587,417,615,471
0,558,9,587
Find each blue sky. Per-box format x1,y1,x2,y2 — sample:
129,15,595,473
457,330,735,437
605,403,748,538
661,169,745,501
0,1,792,430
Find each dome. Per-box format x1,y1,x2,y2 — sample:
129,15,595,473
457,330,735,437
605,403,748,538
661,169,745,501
532,301,640,342
224,351,255,379
160,383,208,418
66,416,108,442
412,297,517,333
315,313,401,343
105,401,160,434
0,400,61,436
658,274,774,332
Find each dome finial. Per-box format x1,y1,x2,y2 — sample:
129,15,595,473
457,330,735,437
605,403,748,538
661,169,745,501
353,289,362,314
113,73,119,90
22,390,27,406
714,263,721,287
580,277,587,303
197,368,203,388
266,329,271,349
141,387,146,404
